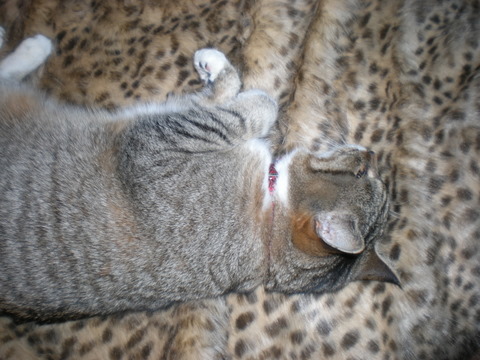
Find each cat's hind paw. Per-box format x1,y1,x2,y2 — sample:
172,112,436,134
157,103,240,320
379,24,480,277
194,48,229,83
0,34,52,80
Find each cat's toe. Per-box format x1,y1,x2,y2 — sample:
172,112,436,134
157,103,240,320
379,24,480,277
194,48,229,83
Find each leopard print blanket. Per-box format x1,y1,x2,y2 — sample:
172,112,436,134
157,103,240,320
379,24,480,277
0,0,479,359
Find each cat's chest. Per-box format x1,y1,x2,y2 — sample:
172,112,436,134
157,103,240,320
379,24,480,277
243,139,274,210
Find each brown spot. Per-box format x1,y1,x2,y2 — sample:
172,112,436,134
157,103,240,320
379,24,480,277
407,289,428,306
449,110,466,121
341,330,359,349
141,343,153,358
27,334,41,346
381,295,393,317
457,187,473,200
365,318,376,330
368,339,380,353
236,312,255,330
472,266,480,277
265,317,288,337
345,296,358,309
464,208,480,223
56,30,67,44
359,12,371,27
63,55,75,68
109,346,123,360
323,342,336,357
316,320,332,336
288,33,299,49
79,341,95,356
95,92,111,104
373,282,387,294
175,54,189,67
176,70,190,86
274,76,282,89
354,123,367,142
371,129,384,143
290,330,305,345
102,328,113,343
60,337,76,359
64,36,79,52
43,329,58,343
234,339,248,357
354,100,366,111
389,244,401,261
389,339,398,351
245,291,257,304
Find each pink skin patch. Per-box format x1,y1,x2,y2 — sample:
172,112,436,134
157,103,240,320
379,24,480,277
268,163,278,194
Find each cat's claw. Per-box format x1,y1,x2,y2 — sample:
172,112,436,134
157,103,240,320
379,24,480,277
194,48,229,83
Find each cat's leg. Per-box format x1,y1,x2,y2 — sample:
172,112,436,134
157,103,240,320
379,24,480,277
0,34,52,80
194,48,242,103
229,88,278,139
194,48,277,141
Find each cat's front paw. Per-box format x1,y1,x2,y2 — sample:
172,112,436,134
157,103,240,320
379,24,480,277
0,34,52,80
15,34,52,62
194,48,229,83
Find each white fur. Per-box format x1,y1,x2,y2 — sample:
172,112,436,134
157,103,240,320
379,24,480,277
274,149,299,207
0,34,52,80
194,48,228,83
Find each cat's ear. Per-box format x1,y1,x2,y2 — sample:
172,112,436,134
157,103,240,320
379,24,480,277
352,246,401,286
292,212,365,256
314,213,365,254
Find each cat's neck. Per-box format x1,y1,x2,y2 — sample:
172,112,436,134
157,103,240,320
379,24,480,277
269,150,297,206
262,150,297,277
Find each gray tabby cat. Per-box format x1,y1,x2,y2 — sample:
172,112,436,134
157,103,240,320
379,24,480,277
0,33,397,321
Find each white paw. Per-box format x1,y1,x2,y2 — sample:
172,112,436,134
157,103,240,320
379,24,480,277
0,27,5,48
0,34,52,80
194,48,229,83
15,34,52,62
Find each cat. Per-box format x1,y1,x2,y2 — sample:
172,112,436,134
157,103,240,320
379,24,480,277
0,33,398,321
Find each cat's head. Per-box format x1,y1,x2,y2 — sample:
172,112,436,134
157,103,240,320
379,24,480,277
268,146,399,294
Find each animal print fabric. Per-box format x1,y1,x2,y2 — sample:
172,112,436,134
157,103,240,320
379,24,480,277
0,0,479,359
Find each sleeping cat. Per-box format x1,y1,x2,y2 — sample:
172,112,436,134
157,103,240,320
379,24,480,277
0,33,398,321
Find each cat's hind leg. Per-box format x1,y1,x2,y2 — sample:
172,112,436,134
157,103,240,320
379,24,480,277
194,48,241,103
0,34,52,80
